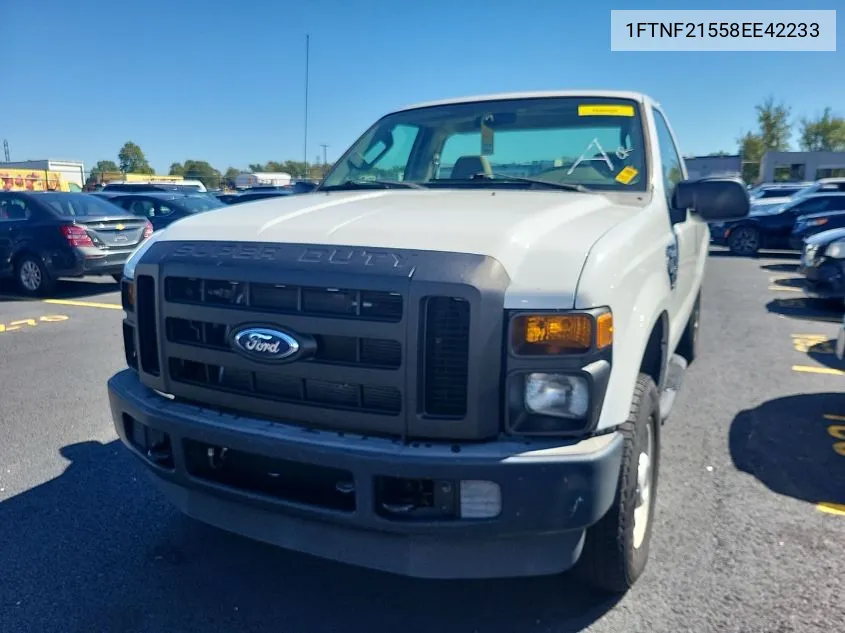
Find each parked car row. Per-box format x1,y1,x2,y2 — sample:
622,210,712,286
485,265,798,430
0,181,322,296
710,178,845,255
0,191,153,295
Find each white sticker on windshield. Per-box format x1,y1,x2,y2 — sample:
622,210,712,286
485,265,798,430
567,138,614,175
615,145,633,160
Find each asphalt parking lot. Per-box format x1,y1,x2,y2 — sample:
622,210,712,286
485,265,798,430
2,250,845,633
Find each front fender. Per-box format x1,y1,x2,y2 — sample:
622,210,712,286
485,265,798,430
574,209,673,432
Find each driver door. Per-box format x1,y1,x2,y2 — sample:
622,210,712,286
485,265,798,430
652,107,701,341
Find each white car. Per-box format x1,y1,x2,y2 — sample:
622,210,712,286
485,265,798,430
109,90,749,593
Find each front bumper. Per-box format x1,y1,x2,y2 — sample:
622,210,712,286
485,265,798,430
788,236,805,251
52,247,135,277
802,257,845,299
108,369,624,579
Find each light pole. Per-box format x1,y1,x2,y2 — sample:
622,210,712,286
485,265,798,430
303,34,310,176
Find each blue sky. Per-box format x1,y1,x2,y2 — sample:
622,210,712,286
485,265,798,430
1,0,841,174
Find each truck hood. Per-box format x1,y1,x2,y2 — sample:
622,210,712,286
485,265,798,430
159,189,637,308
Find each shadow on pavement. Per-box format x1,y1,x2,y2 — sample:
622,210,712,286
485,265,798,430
806,340,845,372
766,297,843,324
761,262,800,273
769,277,805,289
0,440,619,633
730,393,845,509
0,277,120,302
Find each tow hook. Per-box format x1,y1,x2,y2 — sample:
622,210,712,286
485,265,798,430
206,446,228,470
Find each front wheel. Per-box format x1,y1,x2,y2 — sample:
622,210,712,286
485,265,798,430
728,226,760,256
577,373,660,594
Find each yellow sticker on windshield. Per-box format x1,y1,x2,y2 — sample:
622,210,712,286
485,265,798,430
578,104,635,117
615,166,639,184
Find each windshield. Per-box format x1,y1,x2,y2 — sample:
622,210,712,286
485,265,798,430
38,193,129,218
173,195,225,213
322,97,648,192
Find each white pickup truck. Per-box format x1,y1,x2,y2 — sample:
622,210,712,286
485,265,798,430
108,90,749,592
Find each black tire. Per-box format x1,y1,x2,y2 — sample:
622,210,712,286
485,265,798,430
727,226,760,256
676,291,701,364
577,373,660,594
15,254,55,297
112,273,123,283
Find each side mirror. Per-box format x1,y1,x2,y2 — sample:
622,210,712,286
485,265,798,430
672,177,750,222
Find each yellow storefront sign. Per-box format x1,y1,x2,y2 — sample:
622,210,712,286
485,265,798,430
0,168,69,192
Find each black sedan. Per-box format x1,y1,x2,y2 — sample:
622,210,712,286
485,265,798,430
94,191,225,231
710,192,845,255
788,194,845,249
798,227,845,304
0,192,152,296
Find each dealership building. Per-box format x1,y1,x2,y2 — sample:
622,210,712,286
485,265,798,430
684,154,742,180
758,151,845,182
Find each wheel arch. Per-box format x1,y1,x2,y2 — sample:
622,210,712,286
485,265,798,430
639,311,669,391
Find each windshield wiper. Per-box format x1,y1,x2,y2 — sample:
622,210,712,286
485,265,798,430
320,179,427,191
471,173,594,193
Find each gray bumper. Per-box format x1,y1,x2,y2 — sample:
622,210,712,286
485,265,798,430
108,369,624,579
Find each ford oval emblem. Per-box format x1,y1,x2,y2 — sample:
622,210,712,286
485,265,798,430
231,327,301,363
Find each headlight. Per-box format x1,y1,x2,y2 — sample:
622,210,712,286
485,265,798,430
524,373,589,419
124,229,164,279
806,218,829,228
510,311,612,355
825,240,845,259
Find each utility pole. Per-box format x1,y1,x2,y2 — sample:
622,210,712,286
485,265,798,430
2,139,9,162
303,34,310,175
320,144,328,166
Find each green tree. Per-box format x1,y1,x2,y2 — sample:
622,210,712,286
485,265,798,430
118,141,154,174
86,159,120,187
798,107,845,151
169,162,185,176
755,96,792,151
248,163,265,172
180,159,222,189
738,132,766,184
223,167,241,187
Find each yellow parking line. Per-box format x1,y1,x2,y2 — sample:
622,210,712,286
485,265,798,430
824,414,845,421
42,299,122,310
792,365,845,376
768,285,802,292
817,502,845,516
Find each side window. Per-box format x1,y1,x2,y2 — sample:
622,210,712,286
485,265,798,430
652,109,684,201
793,198,829,215
827,197,845,212
128,199,155,218
0,196,33,222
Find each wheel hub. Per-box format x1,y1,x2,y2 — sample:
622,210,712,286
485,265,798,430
632,421,654,550
20,261,41,291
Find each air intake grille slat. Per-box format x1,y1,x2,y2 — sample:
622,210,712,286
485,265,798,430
168,358,401,415
422,297,470,417
165,277,403,322
136,275,160,375
165,317,401,369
